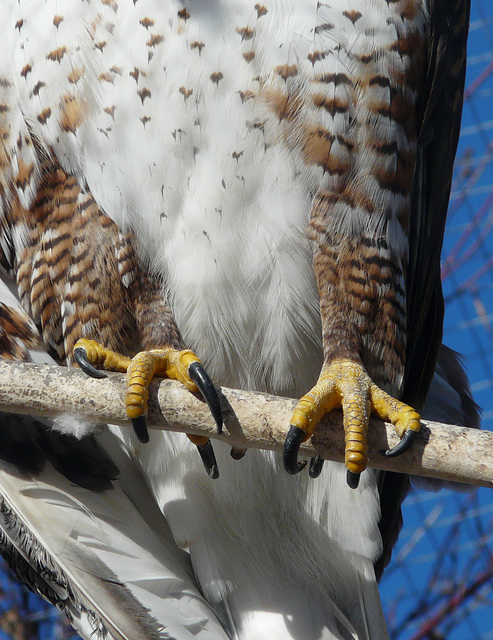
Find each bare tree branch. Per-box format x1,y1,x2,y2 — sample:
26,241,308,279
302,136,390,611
0,359,491,488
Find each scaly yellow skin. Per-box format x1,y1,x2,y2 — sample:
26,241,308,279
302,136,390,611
73,338,201,422
290,359,421,474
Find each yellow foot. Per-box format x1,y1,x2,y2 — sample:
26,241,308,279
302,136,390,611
73,339,222,477
283,359,420,488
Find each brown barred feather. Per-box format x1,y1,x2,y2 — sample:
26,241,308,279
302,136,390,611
0,303,41,360
1,152,183,366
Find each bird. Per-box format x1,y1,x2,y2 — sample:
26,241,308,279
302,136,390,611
0,0,475,639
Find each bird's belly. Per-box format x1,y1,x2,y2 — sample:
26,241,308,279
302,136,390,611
165,159,323,398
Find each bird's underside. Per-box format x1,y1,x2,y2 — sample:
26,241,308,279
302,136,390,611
0,0,471,639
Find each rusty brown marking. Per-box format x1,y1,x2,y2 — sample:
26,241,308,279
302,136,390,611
313,186,377,218
147,34,164,47
369,92,412,126
0,305,39,346
53,15,64,28
109,66,123,76
32,81,45,96
137,88,151,104
140,17,155,29
389,32,423,56
372,148,415,197
190,41,205,54
371,141,398,155
344,184,376,215
102,0,118,11
130,67,140,83
336,135,354,151
308,51,326,66
261,88,301,122
236,26,255,40
397,0,419,21
315,72,353,87
46,47,67,63
14,159,35,191
343,10,362,25
386,67,420,94
358,53,378,64
99,72,114,84
59,94,87,134
68,68,85,84
95,41,107,53
255,4,268,18
140,116,151,127
210,72,224,85
239,90,255,103
15,19,23,30
243,51,255,63
388,92,413,125
178,8,190,21
274,65,298,81
368,75,391,88
312,190,353,215
179,86,193,100
37,108,52,125
301,126,334,168
104,106,116,120
21,64,32,78
312,93,349,117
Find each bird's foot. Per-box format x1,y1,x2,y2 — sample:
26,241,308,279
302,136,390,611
74,339,222,476
283,359,420,488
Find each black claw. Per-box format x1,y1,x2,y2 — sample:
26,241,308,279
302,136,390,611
309,456,324,478
196,440,220,479
230,447,247,461
380,428,417,458
131,415,150,444
283,426,307,475
188,361,223,434
346,470,360,489
74,348,108,379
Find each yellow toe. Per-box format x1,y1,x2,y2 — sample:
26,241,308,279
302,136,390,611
288,358,420,480
126,348,203,420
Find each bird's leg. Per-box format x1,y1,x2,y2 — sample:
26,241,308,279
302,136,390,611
74,339,222,478
283,359,420,487
283,226,421,487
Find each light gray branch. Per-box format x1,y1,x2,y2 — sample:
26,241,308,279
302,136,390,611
0,359,491,488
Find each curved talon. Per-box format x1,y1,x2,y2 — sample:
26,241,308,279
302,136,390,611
196,440,220,479
230,447,247,460
380,428,417,458
283,425,307,475
131,415,149,444
309,456,324,478
346,470,360,489
74,347,108,379
188,361,223,433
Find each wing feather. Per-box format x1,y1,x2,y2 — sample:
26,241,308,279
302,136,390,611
0,425,229,640
377,0,471,576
